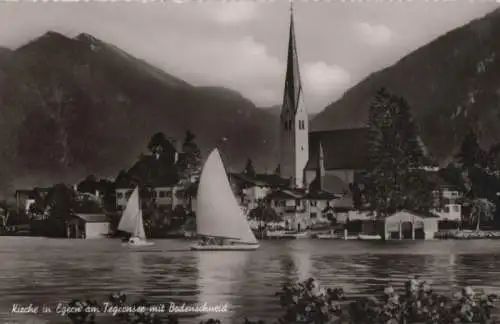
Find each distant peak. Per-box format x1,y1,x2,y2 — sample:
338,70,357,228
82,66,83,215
75,33,102,44
41,31,69,40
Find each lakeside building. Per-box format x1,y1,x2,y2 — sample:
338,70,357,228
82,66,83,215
66,213,110,239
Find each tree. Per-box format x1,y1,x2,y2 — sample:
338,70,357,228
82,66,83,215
248,199,280,223
147,132,177,166
363,88,438,217
467,198,495,231
456,127,486,170
177,130,201,179
77,175,98,194
37,184,78,237
244,158,256,178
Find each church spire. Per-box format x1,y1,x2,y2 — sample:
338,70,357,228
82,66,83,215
282,1,303,118
279,3,308,189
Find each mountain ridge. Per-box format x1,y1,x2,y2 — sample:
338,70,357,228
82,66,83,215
0,30,281,193
312,7,500,162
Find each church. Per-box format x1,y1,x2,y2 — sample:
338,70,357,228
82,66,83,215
277,6,369,197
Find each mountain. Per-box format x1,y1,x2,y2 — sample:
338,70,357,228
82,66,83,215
312,8,500,163
0,31,281,192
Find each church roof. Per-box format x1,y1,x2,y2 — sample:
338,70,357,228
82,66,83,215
229,172,290,188
305,128,371,171
309,174,350,195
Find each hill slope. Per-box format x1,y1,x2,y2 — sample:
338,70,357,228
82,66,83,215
0,31,280,191
312,8,500,162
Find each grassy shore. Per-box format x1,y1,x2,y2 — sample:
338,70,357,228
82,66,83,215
63,276,498,324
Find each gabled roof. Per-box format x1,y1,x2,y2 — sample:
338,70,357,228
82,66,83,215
380,209,440,221
230,172,290,188
305,128,371,171
266,188,305,200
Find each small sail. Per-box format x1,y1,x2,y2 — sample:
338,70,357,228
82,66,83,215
196,148,258,244
118,187,140,234
133,209,147,240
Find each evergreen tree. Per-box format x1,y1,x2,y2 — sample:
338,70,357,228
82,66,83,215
456,127,486,169
363,88,438,217
177,130,201,180
147,132,169,155
244,158,256,178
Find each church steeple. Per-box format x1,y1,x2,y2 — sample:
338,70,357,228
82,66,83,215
282,3,302,117
279,3,309,189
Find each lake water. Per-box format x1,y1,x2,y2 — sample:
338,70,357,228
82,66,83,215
2,238,500,324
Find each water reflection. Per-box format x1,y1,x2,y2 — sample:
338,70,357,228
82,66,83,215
2,239,500,323
195,251,252,323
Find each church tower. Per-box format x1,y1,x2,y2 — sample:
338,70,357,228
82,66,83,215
279,5,309,189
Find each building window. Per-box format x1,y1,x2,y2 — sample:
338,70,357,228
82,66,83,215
310,200,317,207
310,212,317,219
159,191,166,198
295,199,301,206
444,206,450,213
452,205,460,213
117,192,123,199
298,120,305,130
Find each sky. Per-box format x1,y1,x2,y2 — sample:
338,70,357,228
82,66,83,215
0,0,498,113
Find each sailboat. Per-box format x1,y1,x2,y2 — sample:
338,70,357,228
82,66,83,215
191,148,260,251
118,187,154,247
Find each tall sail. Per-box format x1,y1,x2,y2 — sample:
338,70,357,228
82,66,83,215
133,209,147,240
118,187,140,234
196,148,258,244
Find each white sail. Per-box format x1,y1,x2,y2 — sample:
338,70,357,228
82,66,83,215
196,148,258,244
133,209,147,240
118,187,140,234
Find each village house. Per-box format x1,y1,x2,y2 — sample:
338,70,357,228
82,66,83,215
66,213,110,239
433,184,463,222
228,172,289,211
114,147,185,211
65,189,111,239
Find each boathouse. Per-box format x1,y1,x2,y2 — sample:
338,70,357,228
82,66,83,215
378,210,439,240
66,213,110,239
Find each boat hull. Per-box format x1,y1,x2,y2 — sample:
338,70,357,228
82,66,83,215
316,234,341,240
123,237,154,247
190,243,260,251
357,234,382,240
266,231,310,239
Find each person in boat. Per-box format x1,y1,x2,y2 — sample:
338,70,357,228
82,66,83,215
200,237,209,246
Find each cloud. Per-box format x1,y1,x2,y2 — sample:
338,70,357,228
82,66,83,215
138,32,282,106
205,2,259,25
355,22,393,46
303,62,351,97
